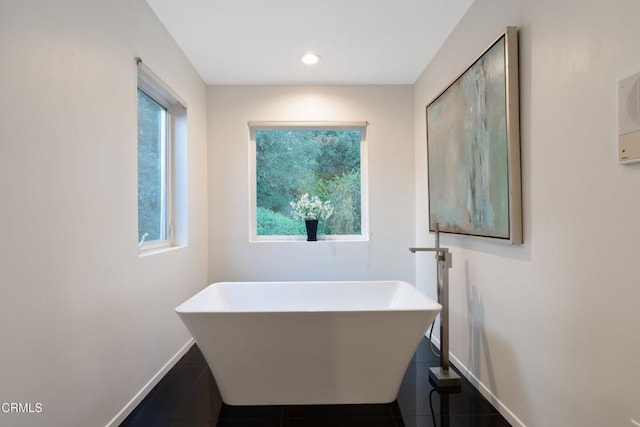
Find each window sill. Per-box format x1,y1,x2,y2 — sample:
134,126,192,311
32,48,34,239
138,244,186,257
251,235,369,243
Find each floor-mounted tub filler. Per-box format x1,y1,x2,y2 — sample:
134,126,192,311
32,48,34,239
176,280,441,406
410,223,462,389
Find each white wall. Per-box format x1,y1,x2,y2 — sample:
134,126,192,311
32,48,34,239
414,0,640,425
0,1,208,426
208,86,415,283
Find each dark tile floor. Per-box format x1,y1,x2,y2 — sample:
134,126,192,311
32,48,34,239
121,338,511,426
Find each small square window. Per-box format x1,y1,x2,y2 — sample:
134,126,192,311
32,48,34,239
249,122,369,241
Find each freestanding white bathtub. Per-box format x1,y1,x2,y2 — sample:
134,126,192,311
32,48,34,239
175,280,441,406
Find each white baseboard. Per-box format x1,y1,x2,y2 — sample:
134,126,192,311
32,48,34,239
105,338,195,427
427,334,526,427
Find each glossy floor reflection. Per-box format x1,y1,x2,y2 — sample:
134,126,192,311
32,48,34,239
121,338,511,426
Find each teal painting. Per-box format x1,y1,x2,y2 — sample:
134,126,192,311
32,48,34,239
426,32,520,241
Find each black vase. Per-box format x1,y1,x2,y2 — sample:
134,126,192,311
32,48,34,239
305,219,319,241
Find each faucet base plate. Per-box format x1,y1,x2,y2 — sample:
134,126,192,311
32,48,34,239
428,367,462,390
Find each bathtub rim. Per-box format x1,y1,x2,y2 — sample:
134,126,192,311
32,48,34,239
175,280,442,314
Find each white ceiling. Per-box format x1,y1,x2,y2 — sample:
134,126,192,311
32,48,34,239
145,0,475,85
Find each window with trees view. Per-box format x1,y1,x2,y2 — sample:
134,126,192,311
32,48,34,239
137,62,186,251
250,123,368,240
138,89,168,244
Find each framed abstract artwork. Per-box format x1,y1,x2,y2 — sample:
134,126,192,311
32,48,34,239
426,27,522,244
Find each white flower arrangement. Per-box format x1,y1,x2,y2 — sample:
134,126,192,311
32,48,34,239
290,193,334,221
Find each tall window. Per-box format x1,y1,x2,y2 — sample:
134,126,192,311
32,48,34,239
249,122,369,241
137,89,168,243
137,60,187,251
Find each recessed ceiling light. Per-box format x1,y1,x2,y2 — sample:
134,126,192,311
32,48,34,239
301,53,320,65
